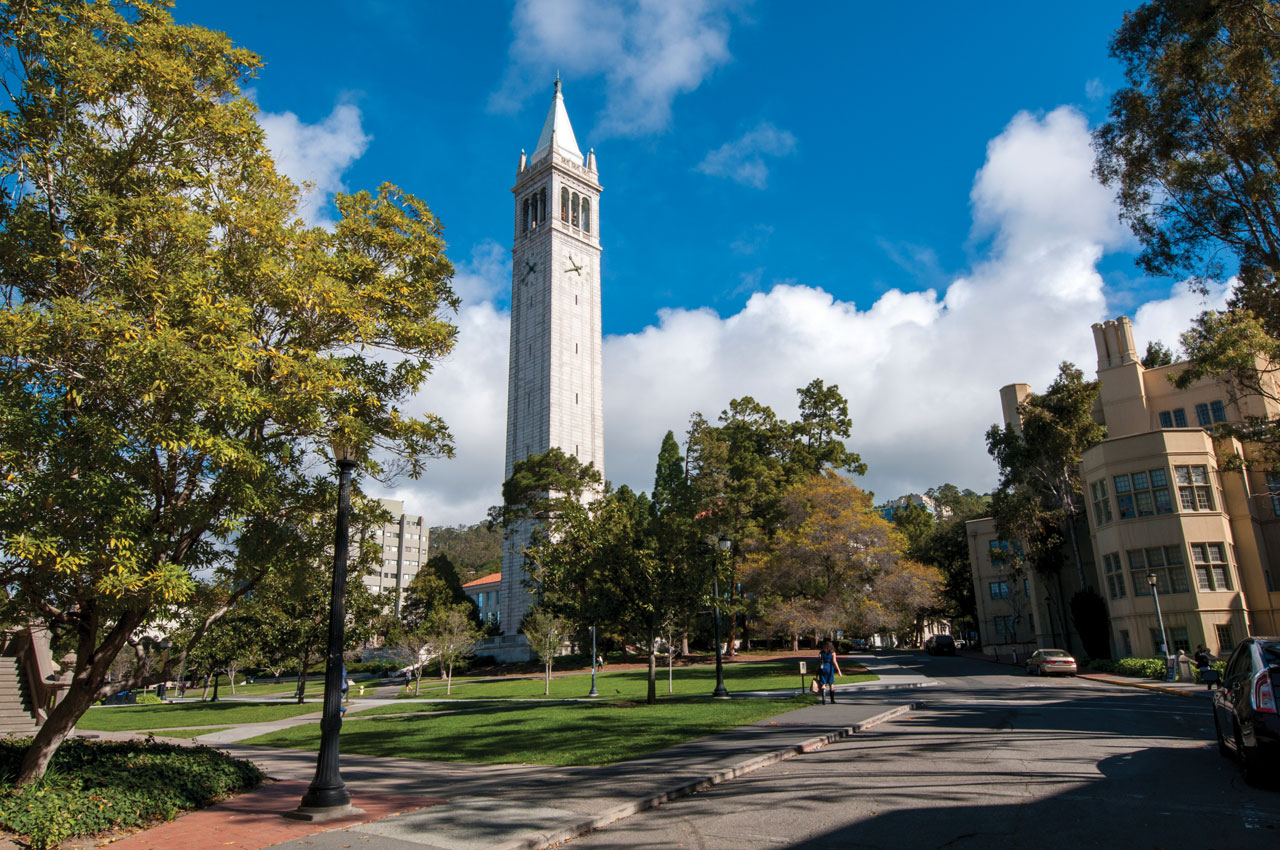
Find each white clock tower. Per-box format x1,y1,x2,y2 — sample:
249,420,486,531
499,80,604,643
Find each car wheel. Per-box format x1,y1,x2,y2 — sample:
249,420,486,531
1213,711,1230,757
1234,721,1263,783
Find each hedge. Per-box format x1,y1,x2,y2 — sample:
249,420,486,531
0,738,263,849
1088,656,1228,681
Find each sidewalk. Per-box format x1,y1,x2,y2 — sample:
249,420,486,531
97,658,926,850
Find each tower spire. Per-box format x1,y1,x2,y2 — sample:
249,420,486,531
533,77,582,164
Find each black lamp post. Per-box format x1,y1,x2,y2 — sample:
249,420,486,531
289,437,363,822
712,535,731,699
588,625,599,697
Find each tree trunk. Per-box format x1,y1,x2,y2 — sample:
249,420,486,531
200,674,211,701
227,665,237,695
791,634,799,652
446,663,453,695
544,660,551,696
16,670,102,785
680,631,689,656
726,613,737,658
414,672,421,696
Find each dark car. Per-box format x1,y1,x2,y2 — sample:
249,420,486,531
1211,637,1280,782
925,634,956,656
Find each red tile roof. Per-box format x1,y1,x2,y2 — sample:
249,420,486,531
462,572,501,588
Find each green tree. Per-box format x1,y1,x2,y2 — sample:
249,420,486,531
1094,0,1280,325
427,603,480,696
521,606,570,696
742,473,901,649
1141,340,1176,369
925,484,990,518
401,554,469,630
0,2,457,783
987,364,1105,651
892,501,936,556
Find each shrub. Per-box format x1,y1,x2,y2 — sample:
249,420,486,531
135,693,162,705
1087,658,1117,674
346,661,401,676
1113,657,1168,679
0,738,263,849
1194,660,1227,684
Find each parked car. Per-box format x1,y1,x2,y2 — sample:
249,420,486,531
925,634,956,656
1026,649,1077,676
1211,637,1280,782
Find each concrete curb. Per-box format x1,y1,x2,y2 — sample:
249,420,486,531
486,701,921,850
1077,673,1211,700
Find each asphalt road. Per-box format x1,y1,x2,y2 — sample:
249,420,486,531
564,652,1280,850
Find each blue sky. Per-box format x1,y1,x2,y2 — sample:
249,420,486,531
173,1,1231,525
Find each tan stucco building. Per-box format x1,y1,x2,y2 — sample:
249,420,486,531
972,316,1280,660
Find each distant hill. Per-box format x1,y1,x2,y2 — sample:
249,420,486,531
428,522,502,585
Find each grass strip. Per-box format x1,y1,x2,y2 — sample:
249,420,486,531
397,662,875,701
77,701,318,732
245,696,819,765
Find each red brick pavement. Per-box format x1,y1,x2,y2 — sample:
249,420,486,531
104,780,443,850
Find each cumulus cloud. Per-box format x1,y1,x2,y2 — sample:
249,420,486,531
696,122,797,188
258,101,371,226
490,0,739,137
386,105,1232,525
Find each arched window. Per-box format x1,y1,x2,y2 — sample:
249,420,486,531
561,187,570,222
571,193,579,228
522,197,530,233
539,187,547,224
581,197,591,233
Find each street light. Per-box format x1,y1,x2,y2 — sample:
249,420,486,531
588,625,599,697
1147,572,1171,662
712,535,731,699
289,436,364,822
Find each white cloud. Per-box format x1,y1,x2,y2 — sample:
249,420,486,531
383,105,1232,526
258,101,371,227
696,122,797,188
1086,77,1106,101
451,240,511,307
491,0,739,137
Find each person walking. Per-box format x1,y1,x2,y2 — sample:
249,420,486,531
817,640,842,704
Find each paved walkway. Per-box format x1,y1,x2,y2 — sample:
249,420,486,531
91,656,935,850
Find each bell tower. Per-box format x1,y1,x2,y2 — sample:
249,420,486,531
500,79,604,640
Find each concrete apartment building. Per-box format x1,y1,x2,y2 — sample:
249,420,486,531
969,316,1280,660
362,498,428,615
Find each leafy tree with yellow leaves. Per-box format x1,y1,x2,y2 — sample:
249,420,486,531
0,1,456,783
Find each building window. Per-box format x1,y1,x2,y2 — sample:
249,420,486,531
1173,408,1188,427
495,591,500,605
988,539,1017,565
1216,623,1235,654
477,592,485,607
539,187,546,223
1103,552,1127,600
582,197,591,233
1170,627,1190,652
1210,400,1226,422
1195,403,1212,426
992,615,1015,642
1190,543,1232,591
1158,411,1173,428
522,197,531,233
1267,472,1280,516
1114,469,1173,519
1128,545,1190,595
1119,629,1132,657
561,187,570,221
1150,628,1166,654
1175,465,1215,511
571,192,580,227
1091,480,1113,526
989,581,1010,600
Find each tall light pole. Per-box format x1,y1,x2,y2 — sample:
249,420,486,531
290,437,363,822
588,625,599,697
1148,572,1170,659
712,535,731,699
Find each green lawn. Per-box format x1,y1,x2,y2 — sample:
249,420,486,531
77,701,320,731
396,662,874,701
353,701,503,717
244,696,818,765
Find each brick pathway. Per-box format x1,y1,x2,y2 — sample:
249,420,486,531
104,780,443,850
